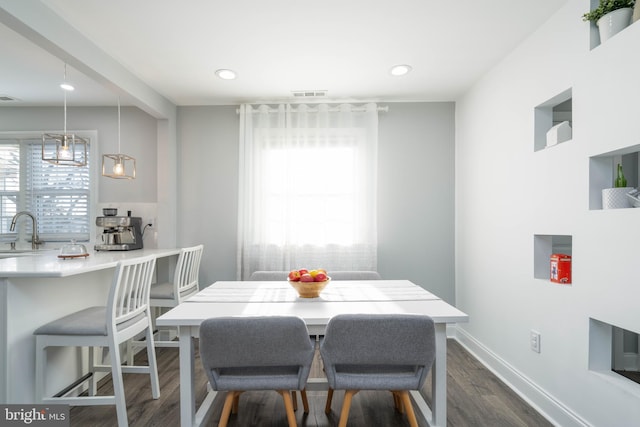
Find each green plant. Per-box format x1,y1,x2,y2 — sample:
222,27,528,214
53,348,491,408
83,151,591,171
583,0,635,22
615,163,627,187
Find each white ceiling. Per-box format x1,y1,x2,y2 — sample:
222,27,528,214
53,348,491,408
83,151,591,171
1,0,567,107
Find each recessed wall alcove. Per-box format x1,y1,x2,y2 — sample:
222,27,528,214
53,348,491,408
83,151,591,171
589,318,640,390
589,146,640,210
534,89,572,152
533,234,572,281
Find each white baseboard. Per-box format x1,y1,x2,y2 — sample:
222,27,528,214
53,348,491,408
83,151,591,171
452,326,591,427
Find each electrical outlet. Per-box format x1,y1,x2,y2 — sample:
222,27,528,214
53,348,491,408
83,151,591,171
530,330,541,353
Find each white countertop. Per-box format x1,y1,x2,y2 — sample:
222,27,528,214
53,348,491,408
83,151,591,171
0,248,180,278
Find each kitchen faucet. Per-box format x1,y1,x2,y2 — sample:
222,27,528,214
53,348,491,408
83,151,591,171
10,211,42,249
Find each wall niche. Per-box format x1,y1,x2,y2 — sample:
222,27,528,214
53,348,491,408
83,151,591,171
533,234,572,282
589,146,640,210
534,89,572,152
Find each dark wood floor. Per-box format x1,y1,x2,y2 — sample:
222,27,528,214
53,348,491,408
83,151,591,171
69,339,552,426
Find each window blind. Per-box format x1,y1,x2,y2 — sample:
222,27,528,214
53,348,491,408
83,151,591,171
25,140,91,241
0,138,91,242
0,142,19,238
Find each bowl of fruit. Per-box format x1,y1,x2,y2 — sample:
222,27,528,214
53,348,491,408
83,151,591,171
288,268,331,298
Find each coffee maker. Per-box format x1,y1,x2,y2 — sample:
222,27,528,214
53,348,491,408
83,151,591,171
95,216,144,251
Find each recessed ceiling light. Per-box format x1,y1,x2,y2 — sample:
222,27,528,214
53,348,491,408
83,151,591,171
215,69,237,80
60,83,74,91
390,64,412,77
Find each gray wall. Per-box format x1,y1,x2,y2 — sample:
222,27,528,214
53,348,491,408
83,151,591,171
177,102,456,303
0,106,157,203
378,102,455,303
176,106,239,288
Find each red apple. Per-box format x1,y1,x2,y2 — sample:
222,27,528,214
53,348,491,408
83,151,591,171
300,273,314,282
314,272,327,282
298,269,309,275
288,270,301,282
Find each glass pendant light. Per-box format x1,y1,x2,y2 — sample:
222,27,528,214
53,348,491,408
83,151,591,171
42,64,88,167
102,96,136,179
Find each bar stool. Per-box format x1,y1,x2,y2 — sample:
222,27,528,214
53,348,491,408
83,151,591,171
34,255,160,427
148,244,203,347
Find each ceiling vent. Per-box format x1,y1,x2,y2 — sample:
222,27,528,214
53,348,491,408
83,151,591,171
292,90,327,98
0,95,19,102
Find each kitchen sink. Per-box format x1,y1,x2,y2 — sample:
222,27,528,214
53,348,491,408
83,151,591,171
0,248,56,258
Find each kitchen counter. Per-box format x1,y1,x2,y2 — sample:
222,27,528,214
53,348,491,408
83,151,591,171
0,248,181,404
0,248,181,278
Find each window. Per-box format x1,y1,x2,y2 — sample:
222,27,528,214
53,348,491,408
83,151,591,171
0,134,93,244
237,104,378,278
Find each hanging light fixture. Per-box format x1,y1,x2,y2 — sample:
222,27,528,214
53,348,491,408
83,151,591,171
102,96,136,179
42,64,88,167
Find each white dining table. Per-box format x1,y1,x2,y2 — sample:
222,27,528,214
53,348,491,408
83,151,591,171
156,279,468,427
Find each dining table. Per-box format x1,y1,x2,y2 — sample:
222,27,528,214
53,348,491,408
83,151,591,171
156,279,469,427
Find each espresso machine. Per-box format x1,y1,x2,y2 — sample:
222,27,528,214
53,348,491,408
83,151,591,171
95,215,144,251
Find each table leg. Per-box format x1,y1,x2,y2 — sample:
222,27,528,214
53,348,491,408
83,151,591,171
432,323,447,427
179,326,196,427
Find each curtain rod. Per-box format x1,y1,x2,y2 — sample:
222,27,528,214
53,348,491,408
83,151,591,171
236,105,389,114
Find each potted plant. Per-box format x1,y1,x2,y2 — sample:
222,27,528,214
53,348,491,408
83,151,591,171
583,0,635,43
602,163,633,209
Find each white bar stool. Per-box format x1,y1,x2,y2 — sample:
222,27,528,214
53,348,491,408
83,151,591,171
34,255,160,427
143,244,203,349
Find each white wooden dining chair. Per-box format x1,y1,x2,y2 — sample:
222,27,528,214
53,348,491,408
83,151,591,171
144,244,203,349
34,255,160,427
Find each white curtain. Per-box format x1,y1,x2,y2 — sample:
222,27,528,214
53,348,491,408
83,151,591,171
237,103,379,279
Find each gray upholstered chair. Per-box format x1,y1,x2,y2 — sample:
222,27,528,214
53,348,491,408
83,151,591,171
249,270,382,280
328,271,382,280
320,313,436,427
34,255,160,427
199,316,315,427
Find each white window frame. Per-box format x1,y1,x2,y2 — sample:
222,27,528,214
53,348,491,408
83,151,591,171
0,131,98,245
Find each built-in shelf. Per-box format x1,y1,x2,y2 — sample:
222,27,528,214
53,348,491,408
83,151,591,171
589,146,640,210
587,1,639,50
534,89,572,152
589,318,640,391
533,234,572,282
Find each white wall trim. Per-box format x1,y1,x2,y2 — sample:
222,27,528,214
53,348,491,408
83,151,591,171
452,327,591,427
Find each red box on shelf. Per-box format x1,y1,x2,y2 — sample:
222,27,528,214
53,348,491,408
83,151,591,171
550,253,571,284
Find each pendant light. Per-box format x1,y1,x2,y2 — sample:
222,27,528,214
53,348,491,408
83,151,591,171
102,96,136,179
42,64,88,167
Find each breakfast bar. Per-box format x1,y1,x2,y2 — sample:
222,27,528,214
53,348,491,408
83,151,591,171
0,248,180,404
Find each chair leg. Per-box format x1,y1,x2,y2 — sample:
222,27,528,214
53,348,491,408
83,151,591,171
108,339,129,427
278,390,297,427
301,388,309,413
391,391,404,413
290,389,308,412
88,347,96,396
144,320,161,399
338,390,358,427
232,392,241,414
325,388,334,414
219,391,238,427
34,338,45,403
399,390,419,427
